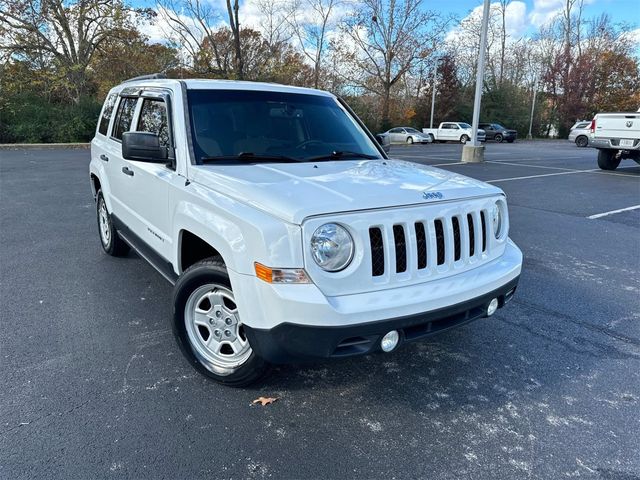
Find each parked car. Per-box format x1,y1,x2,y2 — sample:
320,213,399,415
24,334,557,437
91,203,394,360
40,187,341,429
568,120,591,147
422,122,486,144
479,123,517,143
589,110,640,170
380,127,433,144
90,75,522,386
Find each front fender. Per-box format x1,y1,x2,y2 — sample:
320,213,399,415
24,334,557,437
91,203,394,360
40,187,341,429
172,182,304,276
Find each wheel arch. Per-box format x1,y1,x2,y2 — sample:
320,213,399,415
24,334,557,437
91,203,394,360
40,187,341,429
178,229,225,273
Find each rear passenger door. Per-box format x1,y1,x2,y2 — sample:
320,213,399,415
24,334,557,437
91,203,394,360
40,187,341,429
104,95,139,225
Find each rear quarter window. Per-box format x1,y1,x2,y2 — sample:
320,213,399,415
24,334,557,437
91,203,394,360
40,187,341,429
98,94,117,136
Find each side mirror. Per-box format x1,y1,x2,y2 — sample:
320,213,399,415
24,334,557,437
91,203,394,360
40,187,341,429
122,132,168,162
375,134,391,154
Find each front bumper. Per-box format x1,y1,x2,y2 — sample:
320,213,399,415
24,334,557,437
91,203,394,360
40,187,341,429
245,275,519,363
233,239,522,364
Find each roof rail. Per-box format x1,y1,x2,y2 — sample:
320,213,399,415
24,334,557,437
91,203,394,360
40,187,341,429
123,73,167,83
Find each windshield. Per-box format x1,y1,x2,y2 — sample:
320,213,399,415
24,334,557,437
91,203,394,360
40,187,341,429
459,123,472,129
493,124,505,130
187,89,382,163
405,128,420,133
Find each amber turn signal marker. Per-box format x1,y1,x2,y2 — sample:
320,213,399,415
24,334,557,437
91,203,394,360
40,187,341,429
254,262,273,283
254,263,311,284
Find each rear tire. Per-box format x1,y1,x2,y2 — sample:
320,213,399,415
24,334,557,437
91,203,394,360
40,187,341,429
96,190,129,256
597,149,621,170
173,257,270,387
460,135,470,144
575,135,589,148
495,134,503,143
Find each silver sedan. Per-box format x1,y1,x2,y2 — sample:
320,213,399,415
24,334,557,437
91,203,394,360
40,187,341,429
382,127,433,144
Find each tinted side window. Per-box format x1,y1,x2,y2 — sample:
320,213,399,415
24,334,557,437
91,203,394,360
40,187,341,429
137,99,169,147
112,97,138,140
98,94,117,136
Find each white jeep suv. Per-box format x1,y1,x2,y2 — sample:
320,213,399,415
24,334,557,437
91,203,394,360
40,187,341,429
90,75,523,386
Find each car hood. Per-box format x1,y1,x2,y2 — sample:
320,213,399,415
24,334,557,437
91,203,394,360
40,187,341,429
190,159,502,224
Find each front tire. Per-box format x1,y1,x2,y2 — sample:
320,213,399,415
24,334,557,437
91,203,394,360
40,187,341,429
96,190,129,256
173,257,269,387
495,134,503,143
406,136,414,144
575,135,588,147
597,149,621,171
460,135,470,144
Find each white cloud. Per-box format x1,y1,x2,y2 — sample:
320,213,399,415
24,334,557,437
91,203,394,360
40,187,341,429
445,1,528,44
529,0,596,27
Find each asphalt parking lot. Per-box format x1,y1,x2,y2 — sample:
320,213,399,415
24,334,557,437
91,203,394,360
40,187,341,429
1,140,639,479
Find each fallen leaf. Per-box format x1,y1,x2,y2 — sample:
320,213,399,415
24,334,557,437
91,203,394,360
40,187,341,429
252,396,279,406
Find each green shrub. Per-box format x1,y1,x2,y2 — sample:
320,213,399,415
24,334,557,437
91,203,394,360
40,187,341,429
0,94,101,143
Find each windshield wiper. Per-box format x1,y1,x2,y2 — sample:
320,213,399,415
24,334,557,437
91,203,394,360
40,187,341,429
305,151,379,162
201,152,301,163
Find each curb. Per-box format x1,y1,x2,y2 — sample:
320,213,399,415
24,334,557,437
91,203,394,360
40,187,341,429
0,143,90,150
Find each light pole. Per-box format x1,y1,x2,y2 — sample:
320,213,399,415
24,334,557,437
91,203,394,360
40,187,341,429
429,58,440,129
527,79,538,139
462,0,490,162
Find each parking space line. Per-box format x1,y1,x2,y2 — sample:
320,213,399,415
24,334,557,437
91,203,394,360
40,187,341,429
487,171,582,182
587,205,640,219
486,161,579,171
487,168,639,182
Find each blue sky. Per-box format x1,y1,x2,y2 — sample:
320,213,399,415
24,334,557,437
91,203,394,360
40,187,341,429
139,0,640,49
438,0,639,37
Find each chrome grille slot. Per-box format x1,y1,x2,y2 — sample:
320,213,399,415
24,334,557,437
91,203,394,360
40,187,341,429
467,214,475,257
415,222,427,270
369,227,385,277
434,219,445,266
480,211,487,252
452,216,461,261
393,225,407,273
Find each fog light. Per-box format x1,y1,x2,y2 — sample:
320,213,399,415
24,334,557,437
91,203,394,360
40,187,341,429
381,330,400,352
487,298,499,316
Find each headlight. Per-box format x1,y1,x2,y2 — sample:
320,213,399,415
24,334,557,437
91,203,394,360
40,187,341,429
491,201,504,238
310,223,354,272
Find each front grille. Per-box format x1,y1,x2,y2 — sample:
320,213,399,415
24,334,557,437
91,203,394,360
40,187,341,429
367,208,490,280
415,222,427,269
467,214,475,257
434,219,445,265
452,216,461,261
393,225,407,273
369,227,385,276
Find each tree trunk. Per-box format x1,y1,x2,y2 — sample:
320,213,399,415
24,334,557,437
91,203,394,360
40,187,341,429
226,0,244,79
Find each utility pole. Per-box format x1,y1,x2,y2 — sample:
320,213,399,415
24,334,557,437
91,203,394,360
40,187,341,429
429,59,439,129
527,79,538,139
462,0,490,162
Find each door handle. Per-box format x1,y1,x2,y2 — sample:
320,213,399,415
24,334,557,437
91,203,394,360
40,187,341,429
122,167,134,176
99,154,109,162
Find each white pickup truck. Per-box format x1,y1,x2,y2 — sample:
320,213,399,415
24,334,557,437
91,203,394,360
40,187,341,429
589,110,640,170
90,75,522,386
423,122,486,144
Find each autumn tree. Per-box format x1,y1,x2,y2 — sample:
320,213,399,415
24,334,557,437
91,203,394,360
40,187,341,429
0,0,148,103
90,30,180,99
287,0,340,89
